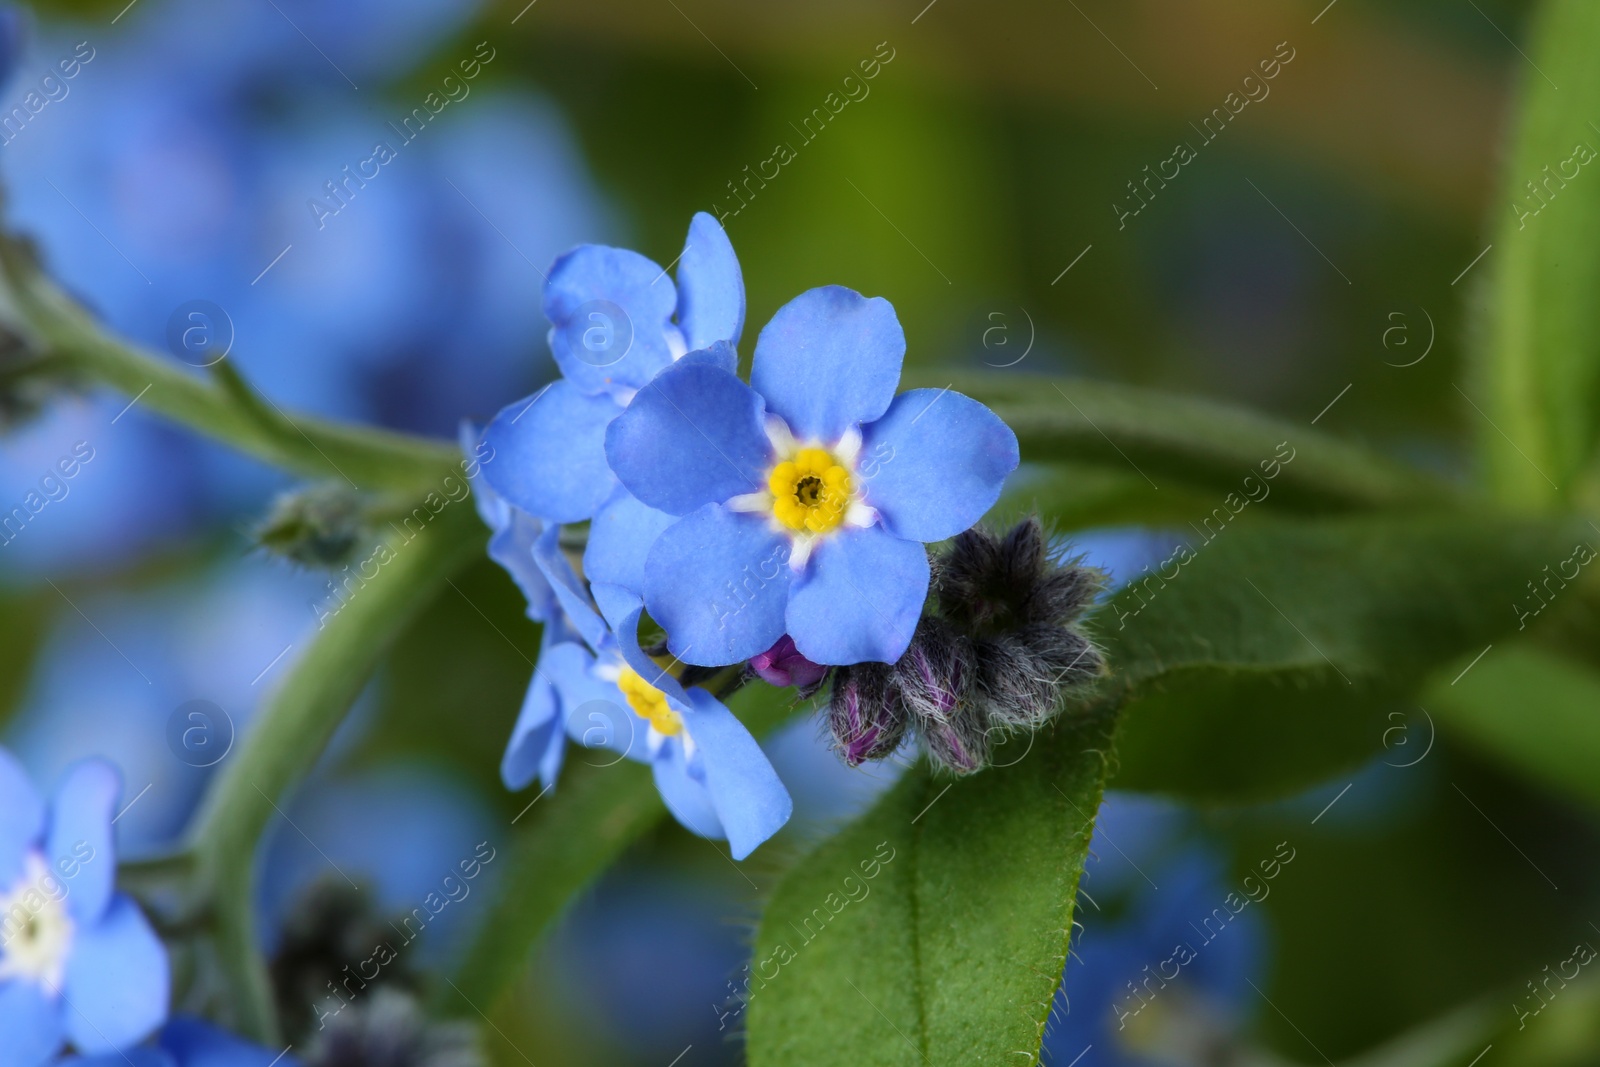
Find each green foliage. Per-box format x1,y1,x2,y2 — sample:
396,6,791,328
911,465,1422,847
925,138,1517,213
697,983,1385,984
747,709,1115,1067
935,373,1452,513
1430,642,1600,813
1105,513,1591,800
1479,0,1600,508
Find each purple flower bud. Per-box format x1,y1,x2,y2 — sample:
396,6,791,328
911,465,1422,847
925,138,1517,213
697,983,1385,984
749,634,829,691
921,712,991,775
827,663,906,766
893,617,973,726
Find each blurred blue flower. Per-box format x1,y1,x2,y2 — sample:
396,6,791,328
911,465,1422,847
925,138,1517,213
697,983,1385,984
6,557,327,857
256,762,499,970
0,0,612,571
605,285,1019,667
547,867,747,1064
481,211,745,523
0,749,168,1066
63,1015,298,1067
1042,794,1264,1067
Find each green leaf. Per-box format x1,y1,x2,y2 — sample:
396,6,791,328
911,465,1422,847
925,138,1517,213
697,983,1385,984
1479,0,1600,507
912,373,1454,513
1428,643,1600,813
1103,512,1592,801
746,707,1115,1067
1004,462,1220,532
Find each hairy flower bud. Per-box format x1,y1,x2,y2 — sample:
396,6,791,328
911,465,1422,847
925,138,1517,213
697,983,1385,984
920,708,992,774
256,482,366,567
892,617,973,726
828,662,906,766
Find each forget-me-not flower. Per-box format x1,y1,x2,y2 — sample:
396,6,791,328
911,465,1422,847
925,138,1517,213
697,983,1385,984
477,455,791,857
0,748,168,1066
480,212,745,523
604,285,1020,667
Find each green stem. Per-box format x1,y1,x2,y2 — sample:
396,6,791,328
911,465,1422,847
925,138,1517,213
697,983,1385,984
190,503,485,1043
0,237,457,493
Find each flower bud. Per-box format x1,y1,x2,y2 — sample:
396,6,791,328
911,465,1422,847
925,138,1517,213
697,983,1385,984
749,634,829,692
921,708,992,775
892,617,973,726
827,662,906,766
256,482,366,567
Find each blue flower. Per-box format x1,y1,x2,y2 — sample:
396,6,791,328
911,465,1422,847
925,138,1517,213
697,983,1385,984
479,212,746,523
603,286,1020,666
64,1016,298,1067
1041,796,1263,1067
0,749,169,1066
475,453,792,858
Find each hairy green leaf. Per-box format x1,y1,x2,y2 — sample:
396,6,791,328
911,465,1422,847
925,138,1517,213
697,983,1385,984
746,708,1115,1067
1478,0,1600,507
1104,513,1591,801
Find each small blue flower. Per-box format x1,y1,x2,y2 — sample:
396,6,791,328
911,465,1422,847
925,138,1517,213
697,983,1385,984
0,749,169,1066
604,286,1020,666
484,484,792,858
479,212,746,523
64,1016,299,1067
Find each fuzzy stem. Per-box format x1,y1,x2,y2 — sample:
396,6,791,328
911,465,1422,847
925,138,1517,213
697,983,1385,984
189,502,484,1043
0,235,458,493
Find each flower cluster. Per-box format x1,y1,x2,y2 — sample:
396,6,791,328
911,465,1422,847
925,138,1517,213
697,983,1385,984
474,213,1112,855
828,519,1106,774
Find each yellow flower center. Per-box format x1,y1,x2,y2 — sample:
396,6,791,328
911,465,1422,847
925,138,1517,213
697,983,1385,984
617,667,683,736
768,448,852,534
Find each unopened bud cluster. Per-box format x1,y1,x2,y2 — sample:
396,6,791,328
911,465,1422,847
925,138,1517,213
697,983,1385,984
828,517,1106,774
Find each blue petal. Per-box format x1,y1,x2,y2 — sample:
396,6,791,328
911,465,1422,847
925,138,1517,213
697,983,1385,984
651,741,726,843
0,979,64,1067
159,1016,297,1067
486,507,555,623
591,582,691,708
858,388,1020,542
531,526,607,651
678,340,738,375
481,382,622,523
751,286,905,442
47,759,119,925
680,688,793,860
675,212,746,351
0,746,44,887
642,505,790,667
545,244,679,396
63,1050,172,1067
500,633,568,793
787,526,929,665
62,894,170,1054
605,358,769,516
543,642,643,763
584,488,676,594
459,419,499,530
